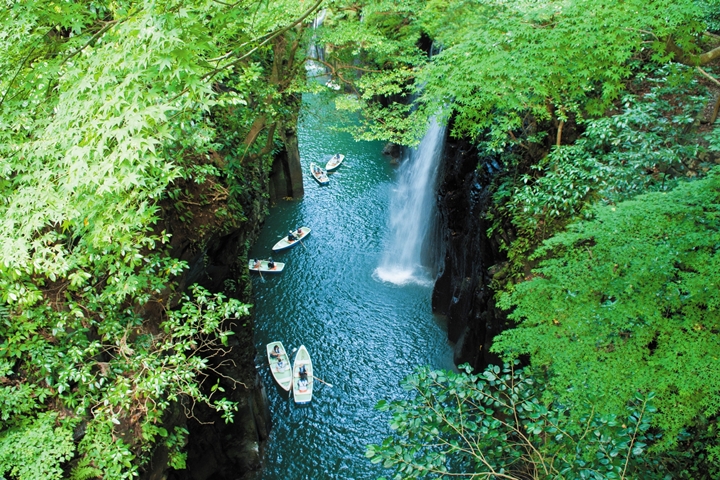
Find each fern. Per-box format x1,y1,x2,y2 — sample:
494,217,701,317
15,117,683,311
70,459,103,480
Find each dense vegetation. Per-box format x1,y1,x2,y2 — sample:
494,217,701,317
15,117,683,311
1,0,321,477
3,0,720,478
343,0,720,479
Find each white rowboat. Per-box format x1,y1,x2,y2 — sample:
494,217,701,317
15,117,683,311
292,345,313,404
249,259,284,273
272,227,311,251
310,162,329,184
325,154,345,171
266,341,292,391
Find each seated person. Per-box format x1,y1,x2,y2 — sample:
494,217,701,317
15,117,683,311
270,345,282,359
298,377,308,392
287,231,297,241
268,257,275,269
276,358,285,370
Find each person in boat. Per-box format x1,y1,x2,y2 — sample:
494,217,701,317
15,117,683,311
276,358,285,370
298,364,308,381
295,227,303,238
287,230,297,242
270,345,282,360
268,257,275,269
251,258,261,269
298,377,308,391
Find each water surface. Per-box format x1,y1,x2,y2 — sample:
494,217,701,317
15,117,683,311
249,94,455,480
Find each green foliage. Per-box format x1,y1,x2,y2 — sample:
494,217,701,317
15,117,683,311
0,412,77,480
0,0,319,476
698,0,720,32
493,168,720,470
70,462,104,480
317,0,430,144
165,426,190,471
367,363,665,479
490,65,709,274
417,0,706,145
323,0,714,147
0,283,249,478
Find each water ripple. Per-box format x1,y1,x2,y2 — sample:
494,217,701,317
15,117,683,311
248,94,455,480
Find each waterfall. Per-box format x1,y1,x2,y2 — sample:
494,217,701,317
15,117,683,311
306,10,327,75
376,117,447,286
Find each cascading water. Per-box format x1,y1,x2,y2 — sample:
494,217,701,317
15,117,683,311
375,117,446,285
306,10,327,75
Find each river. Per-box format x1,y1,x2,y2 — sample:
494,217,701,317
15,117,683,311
248,93,455,480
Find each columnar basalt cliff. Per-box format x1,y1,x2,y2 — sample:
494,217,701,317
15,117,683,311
432,135,507,371
132,176,266,480
139,148,303,480
269,126,304,202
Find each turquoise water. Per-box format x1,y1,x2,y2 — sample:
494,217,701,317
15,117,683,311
249,93,455,480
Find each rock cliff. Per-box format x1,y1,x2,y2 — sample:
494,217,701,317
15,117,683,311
140,148,301,480
432,135,507,370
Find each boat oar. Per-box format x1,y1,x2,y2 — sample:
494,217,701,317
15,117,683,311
313,376,333,388
287,230,309,252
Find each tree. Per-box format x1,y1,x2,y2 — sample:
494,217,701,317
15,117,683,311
415,0,720,146
319,0,720,150
492,167,720,475
311,0,431,144
487,64,710,278
0,0,322,476
367,363,664,479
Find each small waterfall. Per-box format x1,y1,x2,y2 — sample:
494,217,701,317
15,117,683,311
306,10,327,75
376,117,447,286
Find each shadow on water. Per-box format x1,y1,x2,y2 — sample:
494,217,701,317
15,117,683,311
248,93,455,480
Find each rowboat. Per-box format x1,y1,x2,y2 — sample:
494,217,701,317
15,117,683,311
325,154,345,171
310,162,329,184
248,259,285,273
272,227,311,251
292,345,313,404
266,341,292,391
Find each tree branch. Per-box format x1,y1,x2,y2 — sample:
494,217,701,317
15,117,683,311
201,0,324,82
60,20,122,65
666,36,720,66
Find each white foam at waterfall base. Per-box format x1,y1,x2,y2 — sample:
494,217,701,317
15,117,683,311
373,265,434,287
376,117,446,286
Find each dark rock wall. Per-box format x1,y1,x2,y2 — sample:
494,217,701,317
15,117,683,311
432,135,507,371
164,223,271,480
140,165,277,479
270,124,305,202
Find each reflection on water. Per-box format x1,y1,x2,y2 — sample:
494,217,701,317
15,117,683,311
248,94,455,480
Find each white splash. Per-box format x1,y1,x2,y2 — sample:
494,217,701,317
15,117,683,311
376,117,446,286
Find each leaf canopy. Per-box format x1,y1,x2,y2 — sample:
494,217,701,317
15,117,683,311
493,167,720,449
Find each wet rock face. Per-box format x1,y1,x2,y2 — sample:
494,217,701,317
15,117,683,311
165,376,271,480
432,136,506,371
